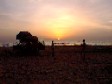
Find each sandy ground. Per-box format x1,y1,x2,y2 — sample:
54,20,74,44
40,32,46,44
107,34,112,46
0,46,112,84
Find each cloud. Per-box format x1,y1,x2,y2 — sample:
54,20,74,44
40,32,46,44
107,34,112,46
0,0,112,42
88,0,102,3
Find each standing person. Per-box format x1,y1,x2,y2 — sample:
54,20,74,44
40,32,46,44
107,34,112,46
82,39,86,50
82,39,86,62
51,41,54,57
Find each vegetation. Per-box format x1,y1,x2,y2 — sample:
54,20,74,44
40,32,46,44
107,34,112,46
0,45,112,84
13,31,45,55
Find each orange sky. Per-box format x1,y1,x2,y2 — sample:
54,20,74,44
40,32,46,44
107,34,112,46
0,0,112,43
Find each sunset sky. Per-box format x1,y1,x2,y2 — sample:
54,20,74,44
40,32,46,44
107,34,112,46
0,0,112,43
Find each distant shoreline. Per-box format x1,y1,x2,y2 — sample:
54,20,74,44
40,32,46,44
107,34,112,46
0,42,112,47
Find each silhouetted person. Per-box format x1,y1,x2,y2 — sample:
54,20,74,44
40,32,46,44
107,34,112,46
51,41,54,57
82,39,86,49
82,39,86,62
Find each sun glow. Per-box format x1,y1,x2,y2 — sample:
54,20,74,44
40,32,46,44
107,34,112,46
31,6,99,40
44,14,75,40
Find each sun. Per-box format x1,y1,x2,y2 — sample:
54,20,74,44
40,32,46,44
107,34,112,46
58,37,60,41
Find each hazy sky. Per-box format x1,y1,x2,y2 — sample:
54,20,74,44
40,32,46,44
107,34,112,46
0,0,112,43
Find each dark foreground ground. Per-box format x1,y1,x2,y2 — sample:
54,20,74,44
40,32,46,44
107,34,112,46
0,46,112,84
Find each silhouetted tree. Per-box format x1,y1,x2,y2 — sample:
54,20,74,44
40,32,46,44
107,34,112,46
13,31,45,55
